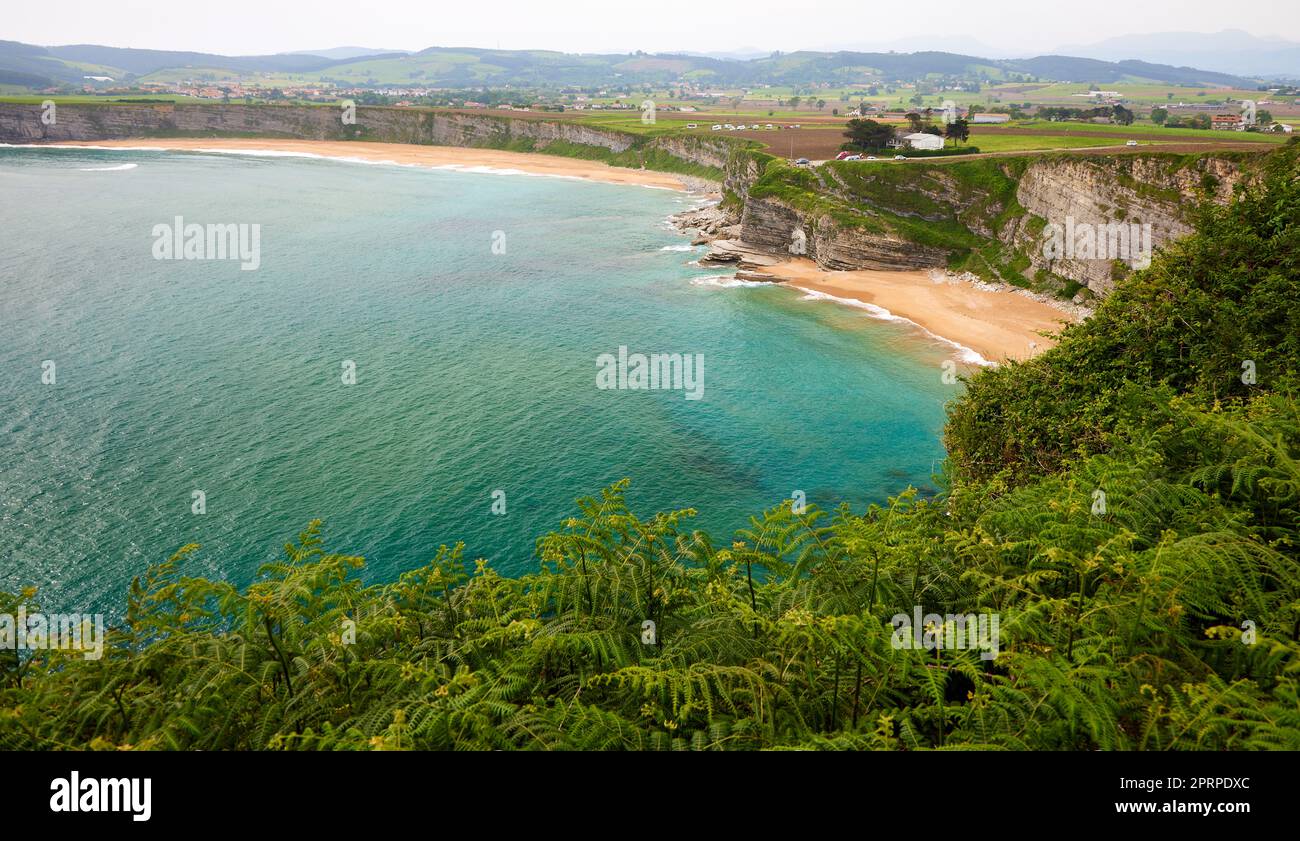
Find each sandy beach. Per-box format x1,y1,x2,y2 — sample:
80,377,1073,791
749,258,1077,364
49,138,691,191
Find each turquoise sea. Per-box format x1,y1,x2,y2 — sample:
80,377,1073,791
0,146,958,614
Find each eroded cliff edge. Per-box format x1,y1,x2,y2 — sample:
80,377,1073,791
705,147,1259,301
0,101,733,182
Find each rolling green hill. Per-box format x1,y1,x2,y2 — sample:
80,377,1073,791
0,40,1258,91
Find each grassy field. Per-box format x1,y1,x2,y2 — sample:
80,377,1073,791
619,111,1285,157
0,94,211,104
958,134,1139,152
1001,119,1288,143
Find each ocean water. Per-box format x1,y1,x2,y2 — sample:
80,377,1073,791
0,146,958,614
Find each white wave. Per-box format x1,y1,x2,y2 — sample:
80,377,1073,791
0,144,668,188
660,244,696,252
791,286,993,366
1,143,157,151
78,163,137,171
429,162,592,182
690,274,770,289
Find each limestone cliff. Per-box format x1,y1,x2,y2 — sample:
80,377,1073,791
1007,155,1247,295
694,147,1263,299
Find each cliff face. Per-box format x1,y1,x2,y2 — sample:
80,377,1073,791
738,196,949,270
1008,155,1247,295
0,103,733,174
709,148,1258,297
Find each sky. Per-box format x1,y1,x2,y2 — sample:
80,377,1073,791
8,0,1299,56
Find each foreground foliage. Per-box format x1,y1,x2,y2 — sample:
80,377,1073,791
3,149,1299,752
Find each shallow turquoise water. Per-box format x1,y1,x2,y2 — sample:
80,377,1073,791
0,146,957,614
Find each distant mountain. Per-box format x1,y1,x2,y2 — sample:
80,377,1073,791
44,45,341,76
1058,29,1300,78
0,39,1259,91
1004,54,1247,87
833,36,1020,59
0,41,408,87
282,47,412,60
679,49,773,62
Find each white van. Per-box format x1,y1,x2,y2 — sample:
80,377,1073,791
711,124,722,131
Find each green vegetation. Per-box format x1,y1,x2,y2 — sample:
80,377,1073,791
947,146,1300,487
751,152,1042,282
893,146,982,158
4,148,1299,751
960,134,1135,153
1005,119,1287,144
0,94,214,104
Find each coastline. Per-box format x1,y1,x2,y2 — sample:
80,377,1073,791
24,138,695,191
24,137,1072,363
747,258,1077,364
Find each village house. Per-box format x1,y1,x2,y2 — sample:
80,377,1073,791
902,132,945,151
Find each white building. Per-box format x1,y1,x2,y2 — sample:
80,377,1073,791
903,132,945,151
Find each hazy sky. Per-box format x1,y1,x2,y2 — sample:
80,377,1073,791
10,0,1299,55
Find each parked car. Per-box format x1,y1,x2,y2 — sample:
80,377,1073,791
711,125,722,131
894,154,907,160
1126,140,1138,146
724,124,735,130
866,156,878,161
844,154,862,161
765,123,775,130
795,158,810,165
835,151,853,160
686,123,697,129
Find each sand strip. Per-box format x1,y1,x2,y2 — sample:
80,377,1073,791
750,258,1077,364
38,138,690,191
